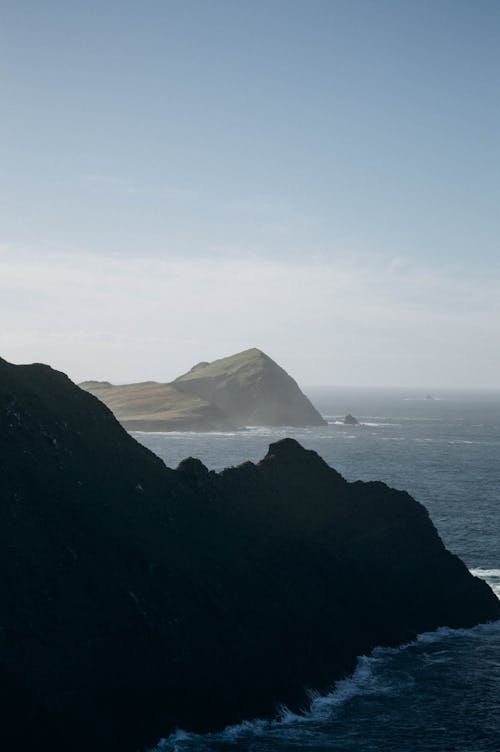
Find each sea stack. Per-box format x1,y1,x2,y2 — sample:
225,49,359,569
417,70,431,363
344,413,360,425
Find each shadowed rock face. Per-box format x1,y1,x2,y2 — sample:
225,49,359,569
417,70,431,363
0,356,498,751
80,348,327,430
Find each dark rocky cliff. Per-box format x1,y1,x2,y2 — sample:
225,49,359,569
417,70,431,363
0,356,498,751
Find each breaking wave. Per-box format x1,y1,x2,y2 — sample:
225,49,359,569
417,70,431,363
153,570,499,752
471,568,500,598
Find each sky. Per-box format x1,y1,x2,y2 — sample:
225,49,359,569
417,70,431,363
1,0,499,387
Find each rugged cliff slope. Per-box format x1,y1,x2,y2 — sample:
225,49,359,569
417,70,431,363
173,348,326,426
80,348,326,430
0,356,498,752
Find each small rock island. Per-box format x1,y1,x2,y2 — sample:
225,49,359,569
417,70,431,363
80,348,327,431
0,355,498,751
344,413,360,425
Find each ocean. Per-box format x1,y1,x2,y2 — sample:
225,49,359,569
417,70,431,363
132,387,500,752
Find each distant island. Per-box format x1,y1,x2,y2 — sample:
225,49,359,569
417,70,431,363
0,354,498,751
80,347,327,430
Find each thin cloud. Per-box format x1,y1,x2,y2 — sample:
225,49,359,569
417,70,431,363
0,247,498,388
80,174,138,195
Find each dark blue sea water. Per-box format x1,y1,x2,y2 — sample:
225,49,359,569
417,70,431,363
133,388,500,752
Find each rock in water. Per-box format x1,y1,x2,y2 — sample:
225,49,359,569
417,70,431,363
80,347,327,430
344,413,359,425
0,356,498,752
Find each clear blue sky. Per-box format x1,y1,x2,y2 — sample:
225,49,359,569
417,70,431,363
1,1,499,386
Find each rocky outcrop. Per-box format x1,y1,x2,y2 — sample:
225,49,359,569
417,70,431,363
344,413,359,425
80,348,326,430
0,356,498,751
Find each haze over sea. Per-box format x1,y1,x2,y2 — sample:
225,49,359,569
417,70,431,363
132,388,500,752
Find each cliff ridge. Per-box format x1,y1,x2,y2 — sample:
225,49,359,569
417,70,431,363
0,356,497,751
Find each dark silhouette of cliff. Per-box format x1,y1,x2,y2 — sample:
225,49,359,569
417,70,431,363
0,356,498,751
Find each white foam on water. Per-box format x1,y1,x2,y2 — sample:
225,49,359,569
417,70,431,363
152,614,500,752
327,419,398,428
471,568,500,598
153,654,396,751
360,421,397,427
447,439,496,446
298,653,397,721
413,621,499,643
470,568,500,578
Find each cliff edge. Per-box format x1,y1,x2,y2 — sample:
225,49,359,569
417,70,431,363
0,356,498,751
